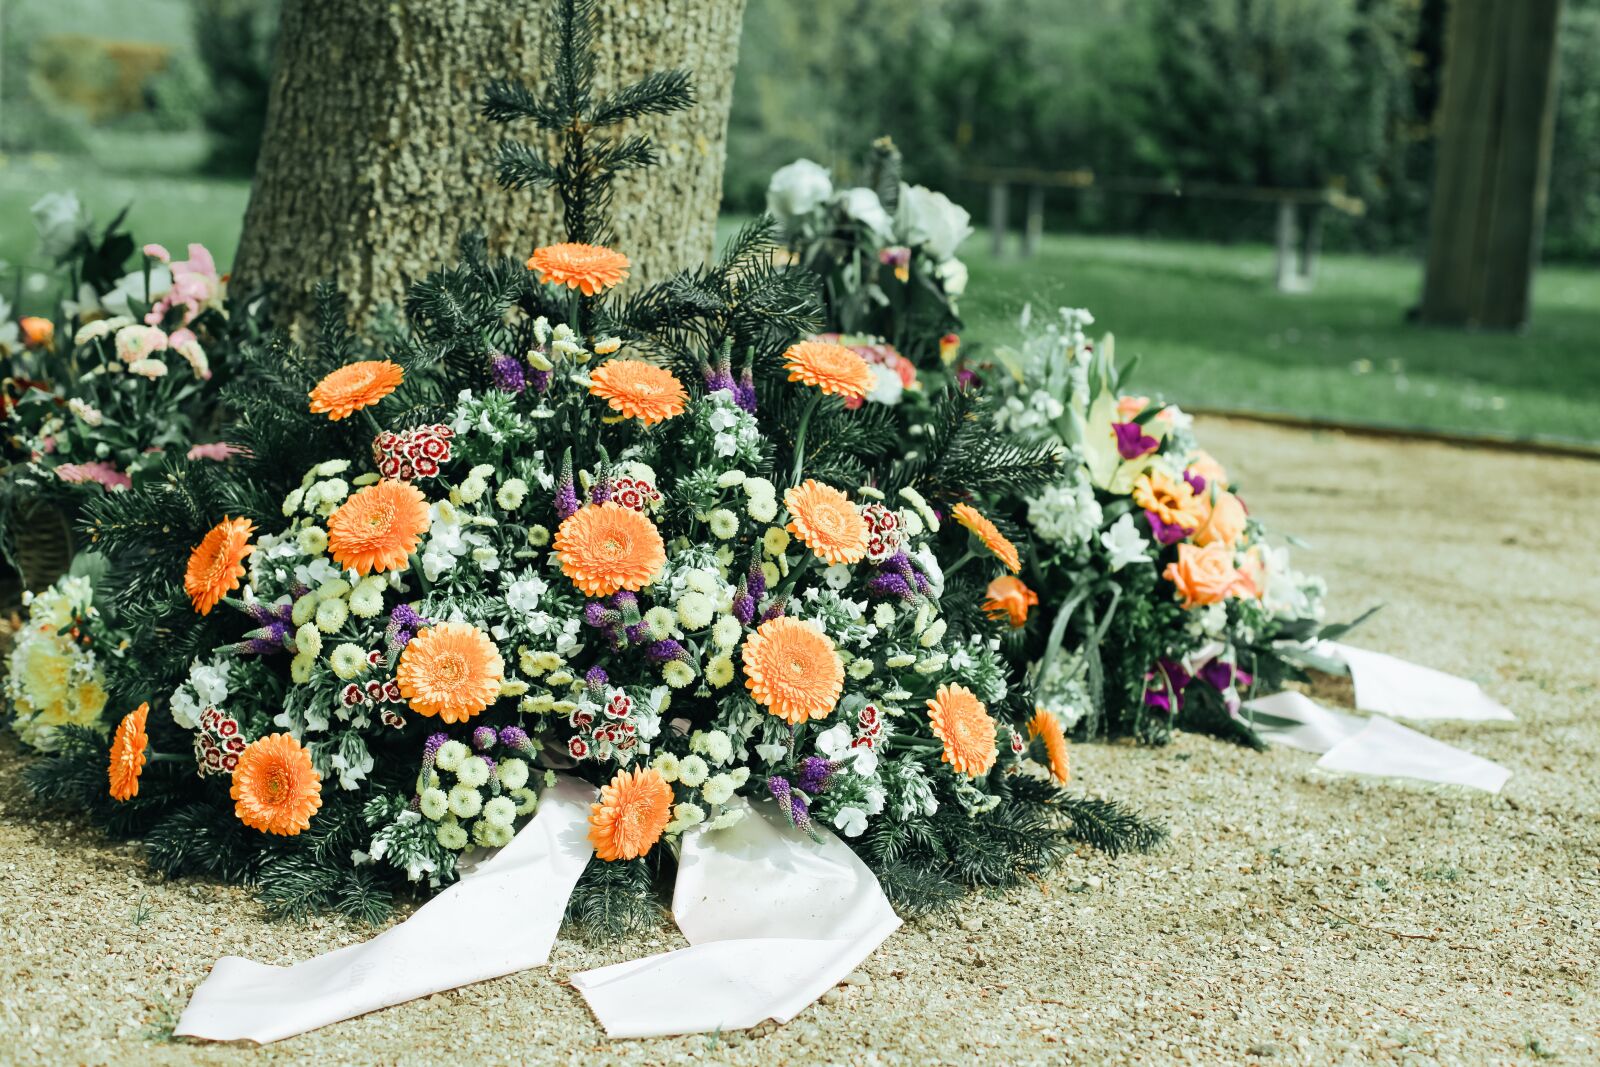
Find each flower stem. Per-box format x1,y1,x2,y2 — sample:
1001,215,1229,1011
942,549,978,580
788,392,823,487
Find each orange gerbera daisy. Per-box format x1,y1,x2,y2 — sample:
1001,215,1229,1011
1028,707,1071,786
784,480,868,565
231,733,322,835
19,316,55,349
952,503,1021,574
927,683,997,777
396,621,505,723
185,516,256,615
783,340,875,401
1131,471,1203,531
526,242,631,296
589,765,674,861
741,616,844,725
554,503,666,597
327,480,431,575
308,360,404,420
108,702,149,801
982,575,1038,628
589,359,688,427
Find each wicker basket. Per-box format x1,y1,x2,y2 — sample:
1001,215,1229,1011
14,498,74,594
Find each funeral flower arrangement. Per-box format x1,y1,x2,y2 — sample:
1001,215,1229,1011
4,565,122,751
22,3,1160,930
0,197,239,580
767,138,970,371
983,306,1337,746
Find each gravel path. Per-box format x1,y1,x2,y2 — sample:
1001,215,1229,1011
2,417,1596,1066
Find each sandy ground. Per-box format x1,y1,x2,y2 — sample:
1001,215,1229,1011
1,416,1597,1066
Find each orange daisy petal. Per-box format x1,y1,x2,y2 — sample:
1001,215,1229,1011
185,516,255,615
396,621,505,724
1131,471,1203,531
783,341,876,401
589,765,674,861
589,359,688,427
526,242,631,296
927,683,998,777
108,702,149,801
308,360,404,421
982,575,1038,628
231,733,322,835
327,480,432,575
784,480,868,565
1028,707,1071,786
740,616,844,725
952,502,1021,574
554,503,666,597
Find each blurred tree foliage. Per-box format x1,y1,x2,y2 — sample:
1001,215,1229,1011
193,0,280,176
727,0,1600,260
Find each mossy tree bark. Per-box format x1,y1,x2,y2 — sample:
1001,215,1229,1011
233,0,747,322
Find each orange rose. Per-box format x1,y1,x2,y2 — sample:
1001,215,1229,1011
1191,490,1247,549
982,575,1038,628
1163,542,1242,609
1115,395,1149,419
1235,546,1267,600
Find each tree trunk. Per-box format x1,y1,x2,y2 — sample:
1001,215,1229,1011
1418,0,1563,330
233,0,747,322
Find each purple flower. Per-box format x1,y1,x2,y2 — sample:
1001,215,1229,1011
585,666,609,689
1113,421,1160,460
767,776,812,833
734,367,757,414
796,756,835,794
611,590,639,614
760,598,787,624
555,453,579,519
584,602,617,628
529,368,551,393
744,560,767,602
472,725,498,751
420,732,449,776
624,622,648,643
1144,658,1192,714
490,352,527,393
703,364,736,394
645,638,688,663
590,477,611,505
733,593,757,626
498,726,535,757
1145,509,1193,546
866,571,915,601
1184,470,1207,496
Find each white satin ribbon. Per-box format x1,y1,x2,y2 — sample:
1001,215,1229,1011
1318,641,1516,722
174,775,596,1044
1244,690,1510,793
570,801,902,1038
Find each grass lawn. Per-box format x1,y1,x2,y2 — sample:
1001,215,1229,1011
958,233,1600,446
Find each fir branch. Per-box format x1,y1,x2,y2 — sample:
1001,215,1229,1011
1054,793,1168,857
590,69,695,126
563,855,663,943
482,78,568,129
494,140,560,191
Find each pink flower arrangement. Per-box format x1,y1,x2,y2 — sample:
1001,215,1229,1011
142,243,223,328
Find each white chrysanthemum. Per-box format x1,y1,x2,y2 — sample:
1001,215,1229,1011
677,754,709,788
448,784,483,819
435,740,469,773
419,788,449,820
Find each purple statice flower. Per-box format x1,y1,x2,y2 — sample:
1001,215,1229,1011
529,368,552,393
795,756,835,794
1184,470,1207,496
645,638,688,663
590,476,611,505
585,666,609,690
584,602,618,629
1144,658,1192,714
387,602,432,648
733,593,757,626
623,622,648,644
472,725,498,752
733,367,757,414
1112,421,1160,460
490,352,527,393
1145,509,1193,546
759,598,787,624
611,590,639,615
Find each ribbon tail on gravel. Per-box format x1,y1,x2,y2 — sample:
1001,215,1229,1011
174,776,596,1044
